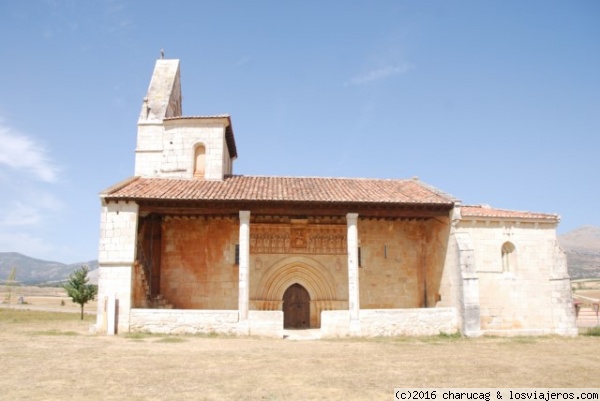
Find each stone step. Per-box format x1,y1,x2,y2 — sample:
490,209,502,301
283,329,321,340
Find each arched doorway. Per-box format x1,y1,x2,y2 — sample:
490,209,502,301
283,283,310,329
253,257,341,328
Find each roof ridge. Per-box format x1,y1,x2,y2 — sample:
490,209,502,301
164,114,231,120
460,204,560,221
226,174,414,181
462,204,558,215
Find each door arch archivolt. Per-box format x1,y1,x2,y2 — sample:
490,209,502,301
253,256,339,328
255,256,337,301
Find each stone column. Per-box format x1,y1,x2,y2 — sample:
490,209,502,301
238,211,251,322
346,213,361,334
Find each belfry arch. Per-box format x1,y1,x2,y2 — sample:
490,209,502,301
252,256,340,328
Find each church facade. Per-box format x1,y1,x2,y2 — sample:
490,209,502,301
95,59,577,337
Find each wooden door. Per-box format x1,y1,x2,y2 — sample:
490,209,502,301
283,283,310,329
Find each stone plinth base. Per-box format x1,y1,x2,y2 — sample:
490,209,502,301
248,310,284,338
482,328,578,337
321,308,459,338
129,309,283,338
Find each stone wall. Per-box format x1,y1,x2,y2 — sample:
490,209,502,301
96,200,139,333
134,122,164,177
358,217,450,309
438,229,482,337
162,119,232,180
130,309,238,335
457,220,577,335
97,201,139,264
321,308,458,337
135,119,232,180
160,216,239,310
129,309,283,338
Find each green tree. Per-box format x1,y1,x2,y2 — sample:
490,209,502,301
63,265,97,320
4,267,17,304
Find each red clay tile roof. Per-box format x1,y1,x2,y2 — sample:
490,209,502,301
460,205,559,221
102,175,455,205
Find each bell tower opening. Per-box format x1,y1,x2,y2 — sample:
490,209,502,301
193,144,206,178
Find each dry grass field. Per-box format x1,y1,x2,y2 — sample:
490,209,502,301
0,285,97,314
1,307,599,401
573,279,600,300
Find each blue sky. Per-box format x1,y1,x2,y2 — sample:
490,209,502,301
0,0,598,263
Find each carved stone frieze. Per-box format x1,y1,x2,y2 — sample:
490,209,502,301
250,223,346,255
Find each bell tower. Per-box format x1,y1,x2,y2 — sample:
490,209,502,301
134,59,237,180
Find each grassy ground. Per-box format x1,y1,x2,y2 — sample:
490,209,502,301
1,309,599,400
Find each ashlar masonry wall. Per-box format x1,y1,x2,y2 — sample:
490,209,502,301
321,308,458,337
135,119,233,180
96,200,139,333
161,119,233,180
160,215,239,309
358,217,451,309
457,220,577,335
129,309,283,338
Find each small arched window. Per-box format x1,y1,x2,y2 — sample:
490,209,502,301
194,145,205,178
501,241,516,273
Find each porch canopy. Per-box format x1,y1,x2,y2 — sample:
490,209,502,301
101,175,456,216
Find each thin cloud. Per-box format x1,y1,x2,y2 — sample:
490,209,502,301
0,231,56,260
344,63,414,87
0,119,59,182
0,201,41,227
0,192,63,227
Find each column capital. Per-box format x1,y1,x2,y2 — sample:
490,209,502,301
239,210,250,222
346,213,358,224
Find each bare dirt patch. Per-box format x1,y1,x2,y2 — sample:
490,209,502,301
1,309,599,400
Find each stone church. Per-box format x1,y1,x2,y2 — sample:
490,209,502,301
95,59,577,337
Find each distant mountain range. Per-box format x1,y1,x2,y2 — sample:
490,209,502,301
0,252,98,286
558,225,600,280
0,226,598,286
